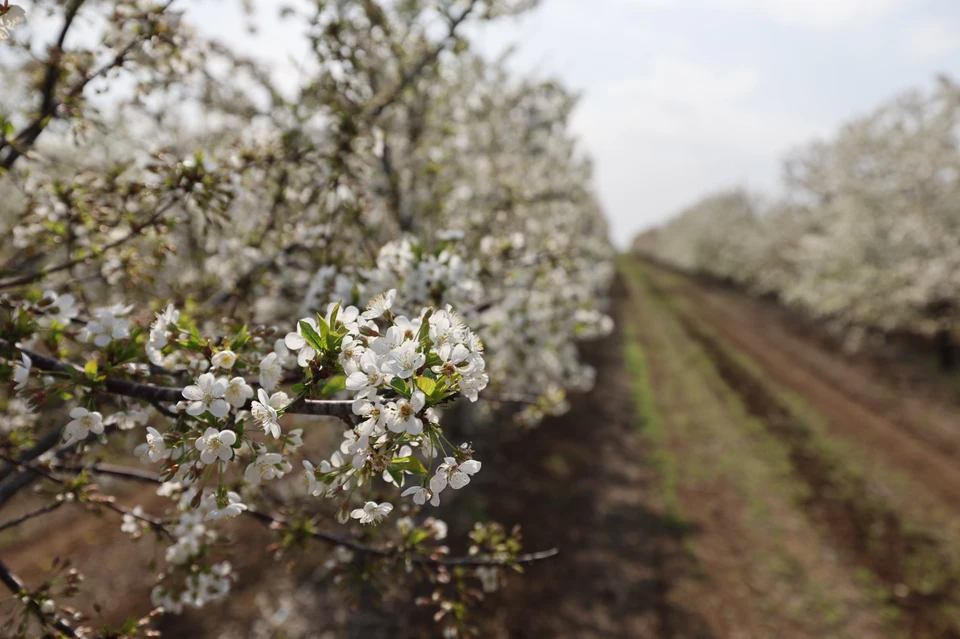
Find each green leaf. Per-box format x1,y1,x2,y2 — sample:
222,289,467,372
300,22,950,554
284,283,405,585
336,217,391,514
409,528,430,545
389,377,410,398
417,310,432,342
84,360,99,380
315,314,330,340
298,320,325,352
415,376,437,396
291,383,306,394
329,301,342,328
232,324,250,350
387,467,404,486
391,456,428,475
320,375,346,398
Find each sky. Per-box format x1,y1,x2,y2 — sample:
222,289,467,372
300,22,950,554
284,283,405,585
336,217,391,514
464,0,960,246
17,0,960,247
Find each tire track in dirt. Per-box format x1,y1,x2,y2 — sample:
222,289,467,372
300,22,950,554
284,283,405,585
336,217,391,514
472,274,716,639
638,262,960,638
678,315,960,638
623,262,890,639
664,267,960,513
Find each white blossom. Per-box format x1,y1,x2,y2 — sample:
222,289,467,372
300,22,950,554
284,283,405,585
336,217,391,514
12,353,30,391
258,352,283,392
182,373,230,418
195,427,236,465
222,376,254,408
350,501,393,525
211,350,237,370
244,452,285,485
251,388,281,438
63,407,104,444
85,308,130,347
135,426,169,463
204,492,247,521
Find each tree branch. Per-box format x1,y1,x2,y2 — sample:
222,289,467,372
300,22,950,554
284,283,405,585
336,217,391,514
0,1,177,171
0,340,356,424
0,500,64,534
0,200,176,290
0,557,79,638
40,461,560,568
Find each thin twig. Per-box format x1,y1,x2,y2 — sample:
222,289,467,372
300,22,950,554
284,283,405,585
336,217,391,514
0,500,65,534
0,201,175,290
0,340,357,424
41,461,560,568
0,557,79,638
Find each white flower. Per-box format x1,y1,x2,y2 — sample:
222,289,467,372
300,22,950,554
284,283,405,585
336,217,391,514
182,373,230,418
350,501,393,525
476,566,500,593
251,389,281,438
285,428,304,450
195,427,236,465
267,391,290,411
0,5,26,42
63,407,104,444
381,341,425,379
135,427,169,463
244,452,284,485
361,289,396,320
258,352,283,392
211,350,237,370
12,353,30,391
204,491,247,521
284,318,320,367
339,335,366,374
400,485,433,506
300,460,321,496
345,351,385,392
385,391,425,435
121,506,144,535
430,457,481,497
105,405,152,431
352,390,385,435
40,291,77,326
432,343,470,378
222,376,254,408
326,303,361,330
85,308,130,347
426,517,448,540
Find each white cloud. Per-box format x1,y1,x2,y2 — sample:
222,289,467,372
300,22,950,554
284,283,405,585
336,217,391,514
571,56,824,246
621,0,910,29
901,19,960,61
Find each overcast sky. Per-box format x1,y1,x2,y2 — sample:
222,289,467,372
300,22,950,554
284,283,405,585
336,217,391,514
23,0,960,246
461,0,960,246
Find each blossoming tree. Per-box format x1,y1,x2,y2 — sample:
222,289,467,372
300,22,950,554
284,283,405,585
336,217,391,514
0,1,614,636
636,76,960,366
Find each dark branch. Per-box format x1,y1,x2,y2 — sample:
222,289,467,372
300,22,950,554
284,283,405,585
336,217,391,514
0,1,177,171
0,340,356,424
44,461,560,568
0,557,79,638
0,500,64,534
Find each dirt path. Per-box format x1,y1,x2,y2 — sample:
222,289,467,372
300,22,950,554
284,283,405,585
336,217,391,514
473,275,715,638
661,263,960,513
628,259,960,638
476,262,896,638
